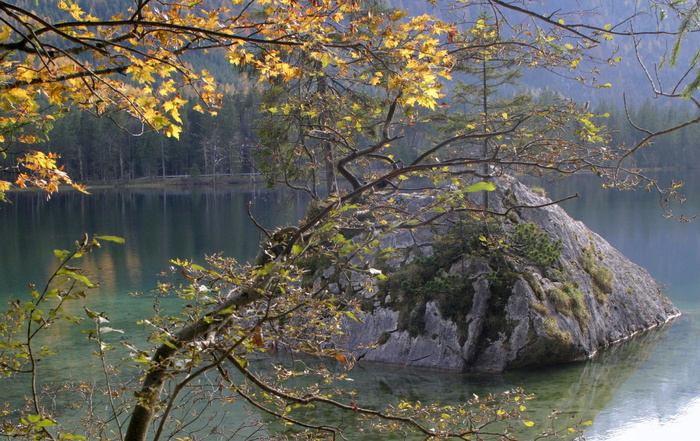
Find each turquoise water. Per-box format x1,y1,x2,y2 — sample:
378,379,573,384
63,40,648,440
1,176,699,440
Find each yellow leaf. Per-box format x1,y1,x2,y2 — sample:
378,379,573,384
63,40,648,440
0,25,11,41
158,79,176,96
165,124,182,139
523,421,535,427
8,88,30,101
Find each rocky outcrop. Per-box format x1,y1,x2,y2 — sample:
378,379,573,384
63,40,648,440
333,176,680,372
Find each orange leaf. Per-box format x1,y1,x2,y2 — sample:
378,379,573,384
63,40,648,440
252,326,264,347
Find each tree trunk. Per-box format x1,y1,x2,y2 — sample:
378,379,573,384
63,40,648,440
481,60,490,209
124,286,267,441
316,71,338,196
160,138,166,178
323,140,338,195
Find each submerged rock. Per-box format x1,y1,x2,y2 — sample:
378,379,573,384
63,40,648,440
335,176,680,372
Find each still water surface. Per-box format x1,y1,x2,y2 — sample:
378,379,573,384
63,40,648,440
1,175,699,440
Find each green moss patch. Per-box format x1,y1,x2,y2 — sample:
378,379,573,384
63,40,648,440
546,282,590,327
581,245,614,302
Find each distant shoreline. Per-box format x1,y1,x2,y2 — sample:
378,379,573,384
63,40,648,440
8,174,267,193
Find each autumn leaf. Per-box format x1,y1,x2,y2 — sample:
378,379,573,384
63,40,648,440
252,326,264,347
334,354,350,365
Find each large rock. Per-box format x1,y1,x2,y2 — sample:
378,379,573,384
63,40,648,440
334,176,680,372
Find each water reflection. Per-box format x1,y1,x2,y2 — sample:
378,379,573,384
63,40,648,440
254,321,672,440
0,186,310,412
1,178,699,440
0,187,308,298
591,396,700,441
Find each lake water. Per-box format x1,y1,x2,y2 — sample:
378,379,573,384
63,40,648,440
1,174,699,440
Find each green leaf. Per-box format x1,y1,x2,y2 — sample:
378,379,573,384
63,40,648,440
53,249,71,260
95,235,125,244
60,435,87,441
292,244,304,255
36,418,57,427
343,310,362,323
258,262,275,276
45,288,61,298
338,204,361,212
332,233,348,244
56,268,97,288
158,337,178,349
464,182,496,192
236,356,248,369
132,353,151,365
340,244,355,255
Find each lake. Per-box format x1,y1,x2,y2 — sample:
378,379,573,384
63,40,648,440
1,174,699,440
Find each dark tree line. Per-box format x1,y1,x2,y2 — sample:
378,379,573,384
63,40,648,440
43,90,261,181
38,86,700,184
594,98,700,170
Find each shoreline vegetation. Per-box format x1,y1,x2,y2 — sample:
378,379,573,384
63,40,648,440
7,173,266,193
9,167,683,194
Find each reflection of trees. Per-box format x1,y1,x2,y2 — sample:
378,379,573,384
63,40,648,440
287,324,672,439
1,188,311,299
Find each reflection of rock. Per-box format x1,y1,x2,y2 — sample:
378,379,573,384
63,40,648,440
334,176,680,372
583,312,700,439
546,322,672,416
329,322,674,438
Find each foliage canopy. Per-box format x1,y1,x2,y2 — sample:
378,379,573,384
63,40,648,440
1,0,697,440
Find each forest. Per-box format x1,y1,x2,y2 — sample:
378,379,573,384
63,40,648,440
38,88,700,183
9,0,700,183
43,87,262,181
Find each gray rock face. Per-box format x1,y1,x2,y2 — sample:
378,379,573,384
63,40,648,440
336,176,680,372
